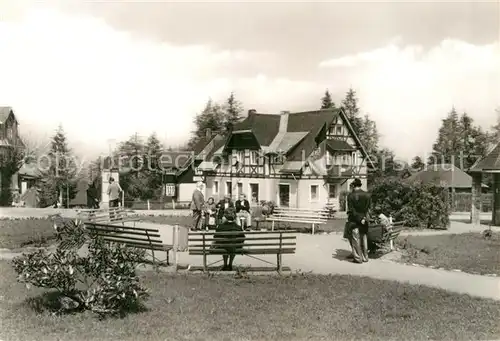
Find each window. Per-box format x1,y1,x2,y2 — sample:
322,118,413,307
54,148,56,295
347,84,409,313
342,154,348,164
336,125,342,135
237,182,243,197
225,181,232,196
328,184,337,198
326,150,333,166
351,152,356,166
239,150,245,165
249,150,258,165
328,125,335,135
310,185,319,202
249,183,259,204
214,181,219,195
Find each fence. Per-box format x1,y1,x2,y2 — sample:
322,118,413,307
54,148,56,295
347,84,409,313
123,200,191,210
451,193,492,212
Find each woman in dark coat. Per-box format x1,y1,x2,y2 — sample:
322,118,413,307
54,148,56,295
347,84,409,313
216,195,234,224
213,207,245,271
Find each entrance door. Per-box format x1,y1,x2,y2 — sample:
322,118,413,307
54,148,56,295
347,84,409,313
278,184,290,207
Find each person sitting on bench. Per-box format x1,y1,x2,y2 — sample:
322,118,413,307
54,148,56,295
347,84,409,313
235,193,251,229
216,195,234,223
213,207,245,271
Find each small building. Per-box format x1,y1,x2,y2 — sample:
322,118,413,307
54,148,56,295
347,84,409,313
405,163,488,193
194,108,373,210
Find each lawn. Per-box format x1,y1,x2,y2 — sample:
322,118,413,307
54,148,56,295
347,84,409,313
0,218,57,250
397,232,500,276
0,261,499,341
141,215,347,234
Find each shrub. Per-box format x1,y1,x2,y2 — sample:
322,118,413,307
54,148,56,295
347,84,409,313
370,179,450,229
12,215,149,317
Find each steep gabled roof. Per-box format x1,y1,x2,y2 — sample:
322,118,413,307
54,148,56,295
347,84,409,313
469,142,500,173
232,113,280,146
0,107,15,124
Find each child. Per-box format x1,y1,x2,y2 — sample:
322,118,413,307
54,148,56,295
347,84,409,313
204,197,217,230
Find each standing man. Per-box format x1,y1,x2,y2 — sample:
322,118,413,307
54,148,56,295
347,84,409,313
107,177,122,220
235,193,251,229
190,182,205,230
346,178,371,263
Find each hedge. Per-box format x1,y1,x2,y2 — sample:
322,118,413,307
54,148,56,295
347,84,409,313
370,179,450,229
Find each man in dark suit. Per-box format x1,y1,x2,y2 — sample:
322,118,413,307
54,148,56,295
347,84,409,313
190,182,205,230
235,193,251,229
346,178,371,263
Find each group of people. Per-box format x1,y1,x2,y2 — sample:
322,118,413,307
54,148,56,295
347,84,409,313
190,182,252,231
190,182,248,270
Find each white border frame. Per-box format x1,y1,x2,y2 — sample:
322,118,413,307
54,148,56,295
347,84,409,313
277,183,291,207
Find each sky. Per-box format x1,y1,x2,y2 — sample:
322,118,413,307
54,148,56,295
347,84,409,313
0,0,498,163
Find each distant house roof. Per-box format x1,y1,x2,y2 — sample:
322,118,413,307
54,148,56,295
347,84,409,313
469,142,500,173
18,162,43,179
406,163,488,188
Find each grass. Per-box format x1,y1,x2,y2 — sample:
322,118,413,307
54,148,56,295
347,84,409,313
1,261,499,341
140,215,347,233
397,232,500,276
0,218,57,250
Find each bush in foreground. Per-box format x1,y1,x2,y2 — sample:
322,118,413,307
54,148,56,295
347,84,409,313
370,179,450,229
12,215,149,317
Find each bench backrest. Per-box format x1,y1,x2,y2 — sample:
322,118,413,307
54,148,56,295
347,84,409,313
272,207,329,223
77,207,134,223
188,230,297,253
86,222,163,249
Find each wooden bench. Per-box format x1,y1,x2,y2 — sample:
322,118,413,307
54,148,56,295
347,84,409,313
188,230,297,272
267,207,330,234
77,207,140,225
367,221,405,252
86,222,173,267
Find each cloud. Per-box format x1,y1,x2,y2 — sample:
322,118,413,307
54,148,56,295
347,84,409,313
0,6,289,156
319,39,500,159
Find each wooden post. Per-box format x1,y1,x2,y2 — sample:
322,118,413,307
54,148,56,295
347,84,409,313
173,224,178,271
147,200,151,211
492,173,500,226
470,172,482,227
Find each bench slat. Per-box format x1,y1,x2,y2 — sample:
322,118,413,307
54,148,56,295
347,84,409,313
189,248,296,255
188,265,292,272
95,234,163,244
86,223,159,233
267,218,327,224
87,227,161,238
188,230,299,236
189,242,296,248
101,239,172,251
188,236,297,242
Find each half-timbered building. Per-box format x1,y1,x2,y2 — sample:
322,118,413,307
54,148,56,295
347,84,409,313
195,108,373,210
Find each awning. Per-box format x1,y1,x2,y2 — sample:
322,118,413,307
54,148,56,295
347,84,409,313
198,161,217,171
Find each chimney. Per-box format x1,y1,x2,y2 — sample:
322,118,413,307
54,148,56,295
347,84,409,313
205,128,212,138
280,110,290,115
248,109,257,116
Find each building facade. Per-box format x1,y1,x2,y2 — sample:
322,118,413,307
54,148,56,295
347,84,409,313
194,108,372,210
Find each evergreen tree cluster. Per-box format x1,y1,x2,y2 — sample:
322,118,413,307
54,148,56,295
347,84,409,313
188,92,244,149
